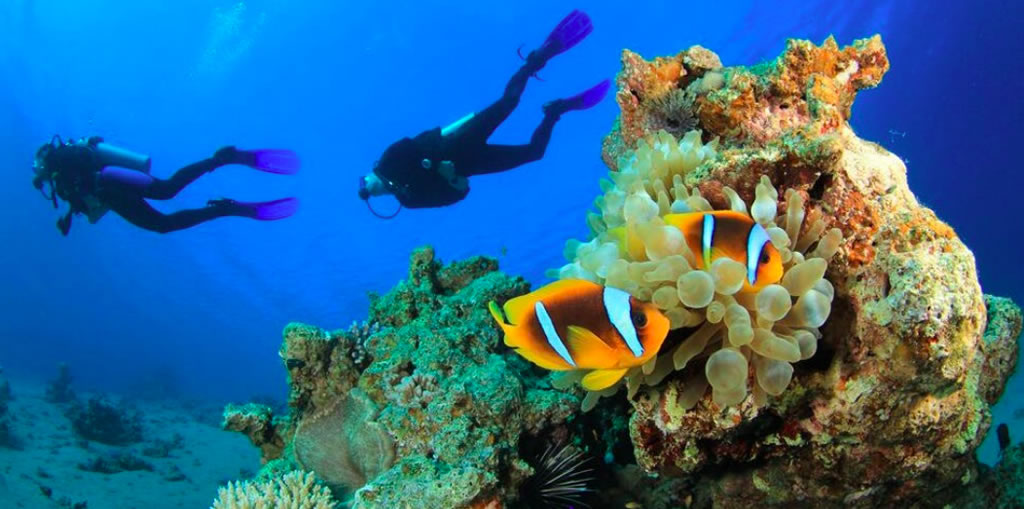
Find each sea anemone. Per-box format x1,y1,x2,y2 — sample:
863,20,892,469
551,129,841,411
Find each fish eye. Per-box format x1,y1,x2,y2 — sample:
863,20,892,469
760,251,771,264
631,311,647,327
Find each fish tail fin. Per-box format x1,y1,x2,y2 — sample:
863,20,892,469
489,301,520,349
488,301,507,326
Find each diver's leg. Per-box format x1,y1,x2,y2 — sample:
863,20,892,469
452,11,594,146
141,157,223,200
100,190,248,233
452,64,536,146
139,147,300,200
461,114,560,176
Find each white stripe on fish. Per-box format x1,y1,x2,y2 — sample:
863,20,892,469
535,301,576,366
603,286,643,358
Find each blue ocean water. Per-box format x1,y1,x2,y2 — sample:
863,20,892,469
0,0,1020,469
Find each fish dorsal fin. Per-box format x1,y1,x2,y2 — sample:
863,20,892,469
502,279,597,325
662,212,704,230
566,325,616,366
581,368,629,391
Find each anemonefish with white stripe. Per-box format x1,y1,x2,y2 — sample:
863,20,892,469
488,279,670,391
612,210,784,292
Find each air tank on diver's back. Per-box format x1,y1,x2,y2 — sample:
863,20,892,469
90,139,152,173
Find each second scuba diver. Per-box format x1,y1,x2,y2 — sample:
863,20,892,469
32,136,300,235
358,9,610,218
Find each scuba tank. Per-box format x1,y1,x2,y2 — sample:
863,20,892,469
91,140,151,173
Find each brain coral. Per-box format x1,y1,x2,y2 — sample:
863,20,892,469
557,35,1021,507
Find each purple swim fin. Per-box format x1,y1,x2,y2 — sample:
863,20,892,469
245,197,299,220
543,79,612,117
246,149,301,174
532,10,594,66
211,197,300,220
216,146,301,174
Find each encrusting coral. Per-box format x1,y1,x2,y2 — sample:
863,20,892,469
211,470,336,509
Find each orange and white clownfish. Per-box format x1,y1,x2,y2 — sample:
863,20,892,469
488,279,670,391
611,210,784,292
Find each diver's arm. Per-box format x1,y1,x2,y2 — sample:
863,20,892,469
436,160,467,191
57,210,72,236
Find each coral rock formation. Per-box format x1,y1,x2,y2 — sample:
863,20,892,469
223,248,579,507
222,403,287,462
566,36,1020,507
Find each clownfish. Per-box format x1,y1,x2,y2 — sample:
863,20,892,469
488,279,670,391
611,210,784,292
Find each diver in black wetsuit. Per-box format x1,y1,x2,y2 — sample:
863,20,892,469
32,136,301,235
357,10,610,217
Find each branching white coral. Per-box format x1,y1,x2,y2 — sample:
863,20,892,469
211,470,337,509
551,129,842,411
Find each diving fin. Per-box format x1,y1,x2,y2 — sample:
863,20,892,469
543,80,611,117
216,147,301,174
245,149,301,174
535,10,594,65
209,197,300,220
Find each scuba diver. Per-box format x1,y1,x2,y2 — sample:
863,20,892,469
358,9,611,218
32,135,300,235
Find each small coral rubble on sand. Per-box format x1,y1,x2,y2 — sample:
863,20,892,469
66,396,144,446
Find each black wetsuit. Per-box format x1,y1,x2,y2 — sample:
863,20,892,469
48,143,244,234
373,60,560,208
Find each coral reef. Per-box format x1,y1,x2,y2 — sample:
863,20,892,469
556,36,1021,507
45,362,75,403
223,248,580,507
211,471,337,509
66,396,143,445
217,34,1020,509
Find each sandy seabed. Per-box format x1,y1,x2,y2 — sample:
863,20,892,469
0,376,259,509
